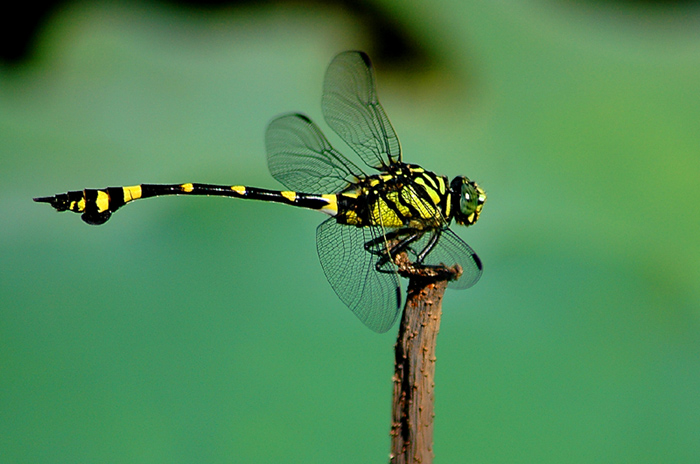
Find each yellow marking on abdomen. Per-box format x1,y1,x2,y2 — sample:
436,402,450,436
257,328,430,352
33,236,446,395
123,185,142,203
281,191,297,202
231,186,246,195
95,190,110,213
320,194,338,216
181,183,194,193
70,198,86,212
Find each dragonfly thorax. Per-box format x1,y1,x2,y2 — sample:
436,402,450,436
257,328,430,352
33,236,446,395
335,163,451,230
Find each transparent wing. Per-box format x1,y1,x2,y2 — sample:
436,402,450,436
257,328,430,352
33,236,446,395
407,228,483,290
266,113,365,193
322,51,401,170
316,218,401,333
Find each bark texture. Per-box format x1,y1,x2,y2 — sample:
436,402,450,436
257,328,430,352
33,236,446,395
389,264,460,464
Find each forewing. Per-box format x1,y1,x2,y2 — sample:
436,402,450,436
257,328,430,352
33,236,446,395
316,218,401,333
322,51,401,170
266,113,364,193
408,228,483,290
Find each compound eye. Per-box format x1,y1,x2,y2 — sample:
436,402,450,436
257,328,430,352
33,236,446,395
460,184,477,216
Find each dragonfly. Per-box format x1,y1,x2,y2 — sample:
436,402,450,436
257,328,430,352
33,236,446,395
34,51,486,333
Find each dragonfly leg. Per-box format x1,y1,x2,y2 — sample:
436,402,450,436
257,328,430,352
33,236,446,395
408,229,462,277
366,230,423,274
415,229,441,264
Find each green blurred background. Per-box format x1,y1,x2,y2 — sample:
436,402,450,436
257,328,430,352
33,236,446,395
2,1,700,462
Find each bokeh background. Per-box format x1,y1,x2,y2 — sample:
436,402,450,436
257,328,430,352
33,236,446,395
2,1,700,462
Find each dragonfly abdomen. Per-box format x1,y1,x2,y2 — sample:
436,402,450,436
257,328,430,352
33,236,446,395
34,183,339,225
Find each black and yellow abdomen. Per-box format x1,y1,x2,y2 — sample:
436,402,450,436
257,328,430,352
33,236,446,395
34,183,339,225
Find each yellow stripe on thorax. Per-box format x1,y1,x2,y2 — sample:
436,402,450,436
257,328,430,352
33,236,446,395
370,196,405,228
413,177,441,206
408,189,440,217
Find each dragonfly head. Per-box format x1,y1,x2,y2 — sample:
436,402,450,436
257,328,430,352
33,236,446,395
451,176,486,226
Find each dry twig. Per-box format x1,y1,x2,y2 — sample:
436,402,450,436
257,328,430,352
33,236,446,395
389,259,462,464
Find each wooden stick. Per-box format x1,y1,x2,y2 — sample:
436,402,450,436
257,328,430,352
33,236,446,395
390,263,461,464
